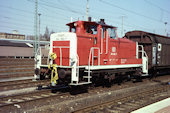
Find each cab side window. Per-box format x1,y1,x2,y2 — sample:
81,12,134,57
86,25,97,35
101,27,105,38
108,28,116,39
71,27,76,33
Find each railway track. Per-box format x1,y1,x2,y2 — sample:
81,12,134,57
0,89,55,108
0,79,50,91
0,84,109,113
0,58,47,66
0,57,169,112
0,76,169,113
0,66,34,79
0,59,34,80
0,58,47,79
0,85,70,113
73,82,170,113
0,58,50,92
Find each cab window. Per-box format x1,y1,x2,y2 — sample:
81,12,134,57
101,27,106,38
71,27,76,33
86,25,97,35
108,28,116,39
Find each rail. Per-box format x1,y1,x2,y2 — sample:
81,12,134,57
73,84,170,113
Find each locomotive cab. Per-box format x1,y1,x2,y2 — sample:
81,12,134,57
67,19,117,41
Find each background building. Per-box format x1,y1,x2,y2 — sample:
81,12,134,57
0,32,25,40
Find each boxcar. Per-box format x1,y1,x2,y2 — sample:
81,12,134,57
125,30,170,75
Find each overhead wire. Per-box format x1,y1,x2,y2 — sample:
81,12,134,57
27,0,85,15
1,0,169,35
0,15,34,24
0,5,67,32
144,0,170,14
58,0,84,15
0,25,33,31
0,17,66,35
39,4,69,18
0,4,69,25
144,0,170,22
91,13,153,32
0,4,34,14
0,0,152,32
99,0,169,26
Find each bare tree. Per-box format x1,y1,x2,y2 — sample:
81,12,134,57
44,26,50,41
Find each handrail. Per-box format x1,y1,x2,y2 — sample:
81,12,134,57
105,29,109,54
138,45,148,74
47,54,49,65
88,47,100,66
76,55,79,81
138,45,148,58
100,28,103,54
35,47,42,66
88,47,100,82
51,46,70,66
138,45,145,58
136,42,138,59
59,48,62,66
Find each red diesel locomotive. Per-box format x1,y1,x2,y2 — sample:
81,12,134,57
38,19,148,86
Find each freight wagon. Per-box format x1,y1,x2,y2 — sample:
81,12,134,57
125,31,170,75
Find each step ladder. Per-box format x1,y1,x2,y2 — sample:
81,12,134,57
83,47,100,83
70,47,100,85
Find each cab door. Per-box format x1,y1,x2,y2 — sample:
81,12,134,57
100,27,107,55
100,27,109,65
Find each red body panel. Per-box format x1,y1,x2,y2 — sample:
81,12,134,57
73,20,142,66
77,35,142,66
53,41,70,66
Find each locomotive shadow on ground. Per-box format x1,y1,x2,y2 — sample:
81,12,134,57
36,75,146,95
36,72,170,95
36,84,89,94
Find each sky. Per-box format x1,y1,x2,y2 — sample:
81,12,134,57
0,0,170,37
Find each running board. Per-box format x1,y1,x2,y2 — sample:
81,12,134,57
84,70,92,73
69,82,92,85
141,74,149,76
83,76,92,78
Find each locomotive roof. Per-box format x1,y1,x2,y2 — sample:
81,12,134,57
66,20,117,29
